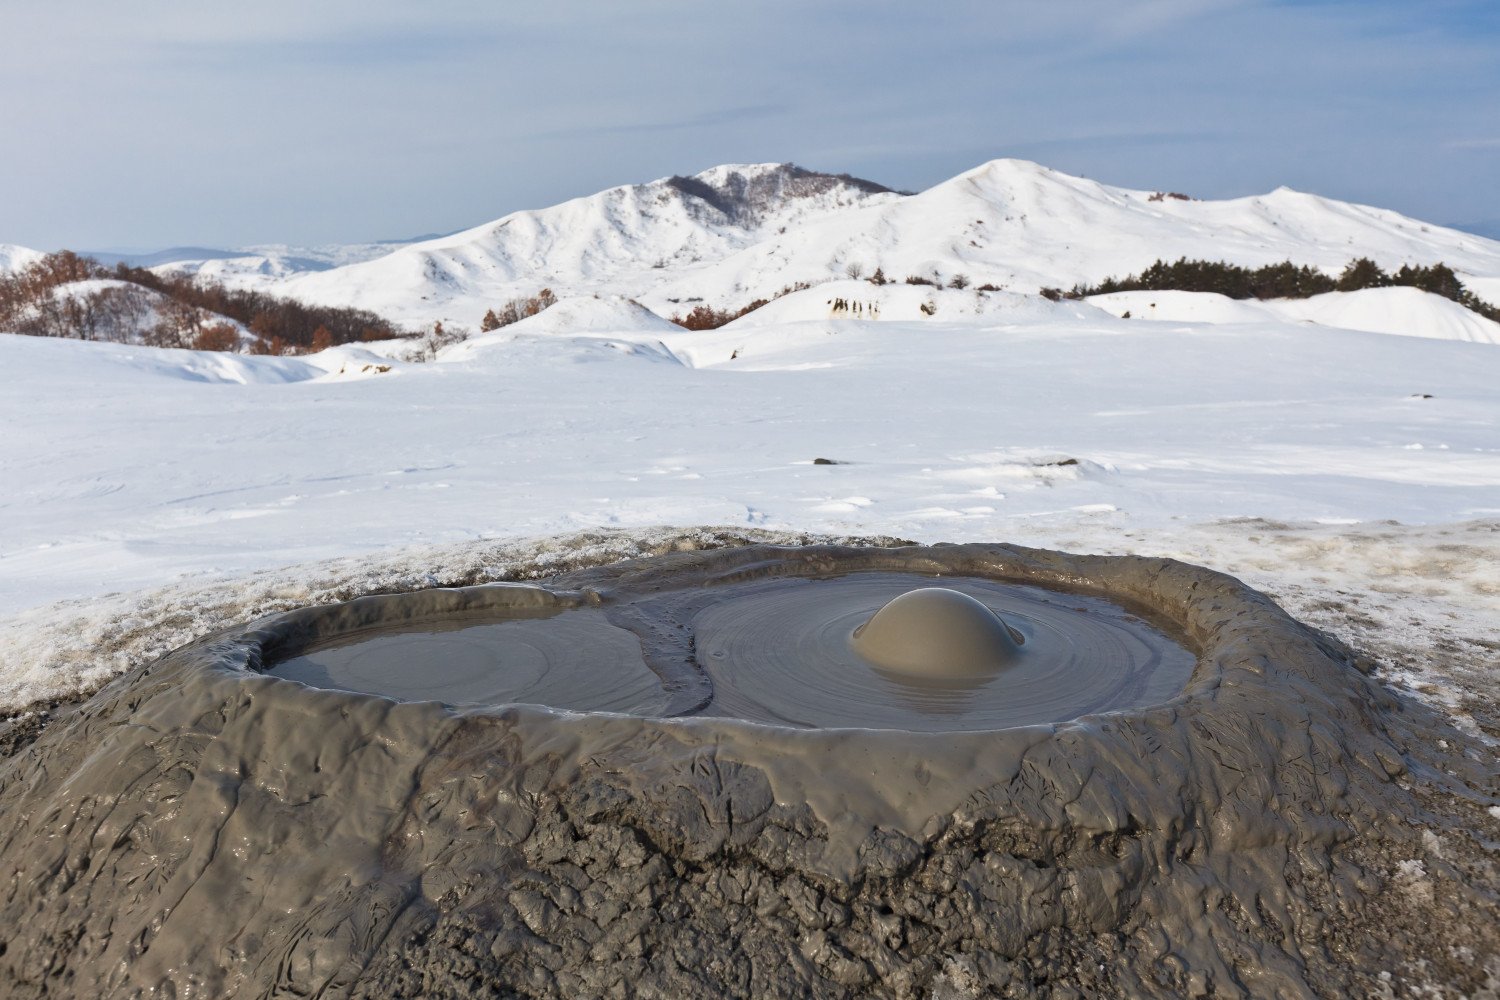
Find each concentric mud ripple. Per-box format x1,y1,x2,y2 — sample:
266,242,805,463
690,574,1194,730
0,540,1492,999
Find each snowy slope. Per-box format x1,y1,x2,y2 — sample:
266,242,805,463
436,296,682,362
1088,287,1500,345
497,295,680,336
0,244,43,274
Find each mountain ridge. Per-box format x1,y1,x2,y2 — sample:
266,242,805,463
6,160,1500,333
266,158,1500,328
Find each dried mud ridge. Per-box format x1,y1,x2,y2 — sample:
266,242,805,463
1,542,1496,998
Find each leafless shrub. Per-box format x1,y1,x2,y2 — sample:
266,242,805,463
192,322,241,352
481,288,558,332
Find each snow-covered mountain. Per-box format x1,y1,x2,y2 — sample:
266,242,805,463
644,159,1500,310
9,159,1500,340
155,240,424,284
245,159,1500,329
275,163,905,326
83,241,421,285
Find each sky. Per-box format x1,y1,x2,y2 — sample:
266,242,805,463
1,0,1497,250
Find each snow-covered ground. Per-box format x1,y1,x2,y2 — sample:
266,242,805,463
3,302,1498,725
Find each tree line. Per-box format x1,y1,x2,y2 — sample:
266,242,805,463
0,251,404,353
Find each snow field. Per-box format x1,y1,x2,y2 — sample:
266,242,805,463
2,303,1498,719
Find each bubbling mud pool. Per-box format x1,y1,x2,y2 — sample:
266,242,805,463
1,541,1493,1000
266,574,1196,732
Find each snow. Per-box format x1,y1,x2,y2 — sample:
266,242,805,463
1273,287,1500,344
1090,287,1500,345
0,243,43,274
1088,290,1286,326
439,297,683,363
721,280,1109,328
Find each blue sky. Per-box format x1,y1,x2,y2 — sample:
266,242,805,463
1,0,1496,249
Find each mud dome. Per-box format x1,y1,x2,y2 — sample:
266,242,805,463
0,541,1494,998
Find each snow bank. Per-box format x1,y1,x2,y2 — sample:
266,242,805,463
1087,290,1281,325
435,299,684,367
1090,287,1500,344
0,332,325,384
506,295,679,336
1274,286,1500,344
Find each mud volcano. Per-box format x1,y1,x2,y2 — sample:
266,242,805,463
0,542,1488,998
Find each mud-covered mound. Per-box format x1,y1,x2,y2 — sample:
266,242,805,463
0,542,1495,998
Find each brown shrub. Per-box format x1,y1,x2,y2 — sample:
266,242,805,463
192,322,241,352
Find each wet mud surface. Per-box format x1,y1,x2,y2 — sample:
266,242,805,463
0,541,1496,998
265,572,1195,732
270,603,670,716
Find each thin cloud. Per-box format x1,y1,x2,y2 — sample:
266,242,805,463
153,24,509,67
1000,131,1224,156
532,105,791,141
0,1,1496,247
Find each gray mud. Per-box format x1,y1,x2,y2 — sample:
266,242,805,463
684,573,1193,730
1,541,1496,998
268,571,1194,733
270,593,669,716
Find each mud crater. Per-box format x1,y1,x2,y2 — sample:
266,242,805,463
266,571,1196,733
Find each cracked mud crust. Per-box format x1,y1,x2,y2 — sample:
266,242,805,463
0,541,1495,998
